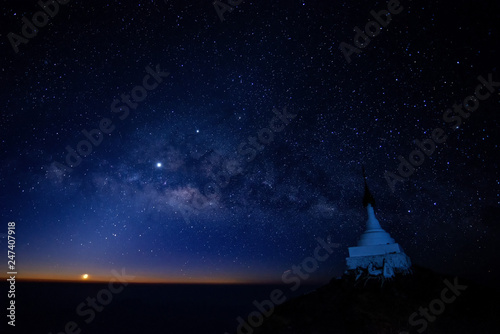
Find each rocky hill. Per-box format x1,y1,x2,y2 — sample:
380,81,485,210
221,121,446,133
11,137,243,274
253,266,499,334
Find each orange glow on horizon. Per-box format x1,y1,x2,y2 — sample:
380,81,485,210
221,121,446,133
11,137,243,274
0,271,280,284
4,276,275,284
1,263,314,285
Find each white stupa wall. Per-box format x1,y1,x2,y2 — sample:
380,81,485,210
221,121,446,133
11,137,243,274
348,243,404,257
345,203,412,275
346,252,412,273
357,204,395,247
344,173,412,277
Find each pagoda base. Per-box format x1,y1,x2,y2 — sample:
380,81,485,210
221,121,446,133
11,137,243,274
346,252,412,278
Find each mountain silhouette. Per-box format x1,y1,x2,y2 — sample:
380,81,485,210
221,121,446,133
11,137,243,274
252,266,499,334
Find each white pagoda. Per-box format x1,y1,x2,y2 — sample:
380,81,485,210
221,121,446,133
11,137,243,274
345,168,412,279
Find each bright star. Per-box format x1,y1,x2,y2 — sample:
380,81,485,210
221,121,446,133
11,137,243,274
156,162,162,168
82,274,89,280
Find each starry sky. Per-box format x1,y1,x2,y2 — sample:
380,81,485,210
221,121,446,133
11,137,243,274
0,0,499,285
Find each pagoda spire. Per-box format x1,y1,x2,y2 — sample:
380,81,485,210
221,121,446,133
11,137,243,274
358,166,394,245
362,165,376,208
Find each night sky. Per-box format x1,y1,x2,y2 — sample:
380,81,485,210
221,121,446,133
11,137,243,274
0,0,499,286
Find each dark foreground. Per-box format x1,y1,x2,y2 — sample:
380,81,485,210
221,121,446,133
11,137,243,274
0,280,319,334
2,267,499,334
255,266,500,334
